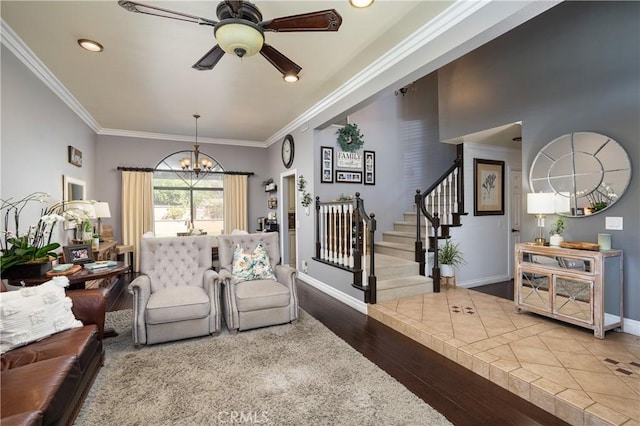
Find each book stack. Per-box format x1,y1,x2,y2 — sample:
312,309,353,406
84,260,117,270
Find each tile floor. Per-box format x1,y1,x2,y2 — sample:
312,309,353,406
368,288,640,425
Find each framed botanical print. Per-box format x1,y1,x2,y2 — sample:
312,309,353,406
474,158,504,216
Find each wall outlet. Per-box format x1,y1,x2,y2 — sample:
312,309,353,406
302,260,308,273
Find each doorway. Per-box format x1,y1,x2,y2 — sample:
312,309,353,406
508,168,522,279
280,171,297,267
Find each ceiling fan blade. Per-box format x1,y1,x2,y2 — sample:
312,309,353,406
118,0,217,27
260,44,302,77
261,10,342,32
192,45,226,71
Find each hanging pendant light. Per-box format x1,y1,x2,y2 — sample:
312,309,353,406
180,114,213,177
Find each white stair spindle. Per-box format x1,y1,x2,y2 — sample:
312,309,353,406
348,204,354,268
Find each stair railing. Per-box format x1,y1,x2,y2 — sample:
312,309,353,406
314,192,377,304
415,145,464,292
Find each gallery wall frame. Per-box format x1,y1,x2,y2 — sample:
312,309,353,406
321,146,334,183
474,158,505,216
336,170,362,184
364,150,375,185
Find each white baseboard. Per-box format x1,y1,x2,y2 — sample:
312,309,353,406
457,274,511,288
622,317,640,336
298,272,367,315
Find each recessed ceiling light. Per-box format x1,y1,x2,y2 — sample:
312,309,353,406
77,39,104,52
349,0,374,8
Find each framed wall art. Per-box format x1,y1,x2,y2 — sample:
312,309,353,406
68,146,82,167
63,244,94,264
336,170,362,184
474,158,505,216
364,150,375,185
321,146,334,183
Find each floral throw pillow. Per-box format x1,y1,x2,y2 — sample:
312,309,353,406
231,243,276,282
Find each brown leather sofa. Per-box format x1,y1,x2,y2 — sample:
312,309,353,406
1,286,107,426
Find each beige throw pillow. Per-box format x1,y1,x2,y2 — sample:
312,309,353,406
0,276,83,354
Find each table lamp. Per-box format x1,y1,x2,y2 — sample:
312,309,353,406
527,192,556,245
93,202,111,239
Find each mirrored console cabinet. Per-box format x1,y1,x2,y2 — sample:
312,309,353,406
514,243,623,339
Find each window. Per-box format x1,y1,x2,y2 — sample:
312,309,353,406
153,151,224,237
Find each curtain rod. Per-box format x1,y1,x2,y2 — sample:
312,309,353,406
117,166,254,176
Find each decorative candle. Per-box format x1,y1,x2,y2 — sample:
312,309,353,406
597,233,612,251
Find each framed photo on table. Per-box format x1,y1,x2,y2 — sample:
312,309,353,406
364,150,375,185
63,244,94,265
474,158,505,216
321,146,333,183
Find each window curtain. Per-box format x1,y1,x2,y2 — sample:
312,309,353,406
223,174,248,233
122,171,154,272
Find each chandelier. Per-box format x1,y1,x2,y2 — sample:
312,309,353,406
179,114,213,177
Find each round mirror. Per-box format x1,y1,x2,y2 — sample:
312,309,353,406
529,132,631,217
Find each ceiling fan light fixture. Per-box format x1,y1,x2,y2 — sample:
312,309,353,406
77,39,104,52
283,72,299,83
349,0,374,9
215,21,264,58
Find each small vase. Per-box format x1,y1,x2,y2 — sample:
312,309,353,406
549,234,564,247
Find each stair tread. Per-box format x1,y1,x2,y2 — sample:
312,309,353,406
371,253,416,267
382,230,415,237
375,241,414,252
378,275,433,290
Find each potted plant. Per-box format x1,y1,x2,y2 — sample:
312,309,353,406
549,216,565,246
262,178,276,192
438,238,466,277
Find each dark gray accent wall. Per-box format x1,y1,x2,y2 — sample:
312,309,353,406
437,1,640,320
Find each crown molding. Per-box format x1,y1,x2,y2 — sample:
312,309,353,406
98,128,266,148
1,20,101,133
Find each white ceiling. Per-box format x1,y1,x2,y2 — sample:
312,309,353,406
1,1,454,146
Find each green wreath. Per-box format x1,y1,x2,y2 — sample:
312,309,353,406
336,123,364,152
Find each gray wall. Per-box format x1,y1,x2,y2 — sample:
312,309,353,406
437,1,640,320
94,135,272,241
1,44,96,245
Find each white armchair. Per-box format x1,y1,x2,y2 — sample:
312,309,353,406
217,232,298,333
128,235,221,346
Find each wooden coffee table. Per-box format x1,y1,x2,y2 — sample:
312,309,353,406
7,261,129,290
7,262,130,338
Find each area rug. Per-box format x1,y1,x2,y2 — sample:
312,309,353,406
75,309,451,425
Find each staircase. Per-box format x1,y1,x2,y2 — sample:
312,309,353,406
373,144,466,301
373,211,432,302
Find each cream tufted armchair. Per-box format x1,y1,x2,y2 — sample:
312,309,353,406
128,235,221,346
217,232,298,333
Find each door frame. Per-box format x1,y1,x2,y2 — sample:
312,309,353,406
507,166,522,279
279,169,297,267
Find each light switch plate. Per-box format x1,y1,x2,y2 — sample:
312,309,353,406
605,217,623,230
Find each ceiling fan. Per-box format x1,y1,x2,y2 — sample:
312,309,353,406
118,0,343,81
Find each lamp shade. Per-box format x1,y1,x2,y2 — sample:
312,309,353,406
527,192,556,215
554,192,571,214
93,202,111,218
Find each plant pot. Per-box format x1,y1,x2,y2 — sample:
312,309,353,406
549,234,564,247
2,261,53,279
441,264,455,277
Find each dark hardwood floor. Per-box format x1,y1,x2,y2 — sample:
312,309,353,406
106,275,565,425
